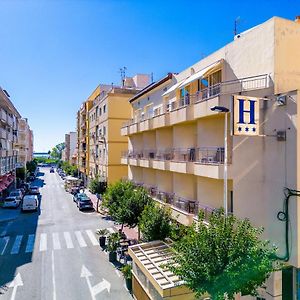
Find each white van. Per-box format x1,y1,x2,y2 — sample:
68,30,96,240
22,195,39,212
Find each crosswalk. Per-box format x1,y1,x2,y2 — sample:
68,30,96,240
0,227,116,256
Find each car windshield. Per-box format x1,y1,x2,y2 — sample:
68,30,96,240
80,197,90,202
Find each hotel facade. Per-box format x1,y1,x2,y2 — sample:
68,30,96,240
122,17,300,299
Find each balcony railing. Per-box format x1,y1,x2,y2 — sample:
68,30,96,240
121,74,269,129
130,181,216,221
122,147,226,165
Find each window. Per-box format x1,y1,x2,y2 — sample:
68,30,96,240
103,104,106,113
99,107,102,116
103,126,106,135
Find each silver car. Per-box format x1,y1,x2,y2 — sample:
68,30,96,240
3,196,20,208
9,190,23,201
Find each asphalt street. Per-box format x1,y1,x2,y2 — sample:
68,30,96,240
0,167,132,300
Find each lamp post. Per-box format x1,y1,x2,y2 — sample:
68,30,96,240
210,106,229,216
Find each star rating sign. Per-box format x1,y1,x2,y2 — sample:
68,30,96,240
238,127,242,132
245,127,249,132
252,128,256,132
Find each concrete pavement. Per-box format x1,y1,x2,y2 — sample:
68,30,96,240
0,167,131,300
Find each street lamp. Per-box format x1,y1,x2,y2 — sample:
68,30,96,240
210,106,229,216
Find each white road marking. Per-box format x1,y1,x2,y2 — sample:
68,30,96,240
0,221,12,237
63,232,74,249
8,273,23,300
75,231,87,247
11,235,23,254
52,233,61,250
51,251,57,300
0,236,10,255
25,234,35,253
39,233,47,251
86,230,98,246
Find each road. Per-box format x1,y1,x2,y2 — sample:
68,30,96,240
0,167,131,300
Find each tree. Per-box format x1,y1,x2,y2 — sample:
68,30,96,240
168,210,277,300
26,160,37,173
50,142,65,159
89,177,107,194
139,202,172,242
103,180,135,222
103,180,150,232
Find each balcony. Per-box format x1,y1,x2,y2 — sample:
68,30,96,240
139,183,216,226
169,96,194,125
7,116,13,127
120,74,269,135
123,146,229,178
0,128,6,139
0,109,7,123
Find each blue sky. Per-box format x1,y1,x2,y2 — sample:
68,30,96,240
0,0,299,152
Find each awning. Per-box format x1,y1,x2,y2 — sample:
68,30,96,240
178,60,221,88
161,80,185,96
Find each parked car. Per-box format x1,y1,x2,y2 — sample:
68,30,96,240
22,195,39,212
28,186,40,195
50,167,54,173
73,192,88,203
2,196,20,208
27,175,35,182
9,190,23,201
76,195,93,211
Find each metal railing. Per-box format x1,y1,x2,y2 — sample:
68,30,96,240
122,147,226,165
121,74,269,128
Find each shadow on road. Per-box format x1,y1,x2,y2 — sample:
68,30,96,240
0,167,48,293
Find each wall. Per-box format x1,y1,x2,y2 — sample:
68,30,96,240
173,124,197,148
274,18,300,94
232,91,298,268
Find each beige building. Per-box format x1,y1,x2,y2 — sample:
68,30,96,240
0,87,21,192
77,75,150,185
122,16,300,299
62,131,77,164
16,118,34,166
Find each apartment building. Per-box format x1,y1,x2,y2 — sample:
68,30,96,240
83,75,150,185
0,87,21,192
122,17,300,299
63,131,77,164
15,118,34,166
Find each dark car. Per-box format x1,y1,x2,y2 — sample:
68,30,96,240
77,196,93,211
50,167,54,173
73,192,86,203
28,186,40,195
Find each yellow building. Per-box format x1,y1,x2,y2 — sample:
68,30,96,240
77,75,150,185
122,16,300,299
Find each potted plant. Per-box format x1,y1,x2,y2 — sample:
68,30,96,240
107,232,120,262
96,229,109,248
121,264,132,292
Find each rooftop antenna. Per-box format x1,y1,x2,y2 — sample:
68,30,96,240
119,67,127,87
234,16,241,36
151,72,154,83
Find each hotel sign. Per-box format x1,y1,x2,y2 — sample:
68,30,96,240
233,95,260,136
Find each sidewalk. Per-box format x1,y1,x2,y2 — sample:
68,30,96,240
114,224,139,240
84,190,139,240
84,189,99,211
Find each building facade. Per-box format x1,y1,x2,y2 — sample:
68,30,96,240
122,17,300,299
77,75,150,185
16,118,34,166
0,87,21,192
63,131,77,164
